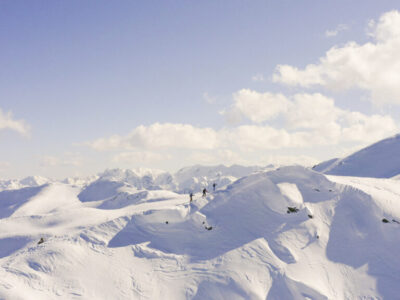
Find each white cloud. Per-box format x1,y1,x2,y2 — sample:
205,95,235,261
286,93,397,145
340,112,397,143
87,92,397,156
88,135,130,151
41,156,59,167
369,10,400,42
88,123,219,151
252,73,265,81
219,106,243,125
273,10,400,105
286,93,338,129
223,125,304,150
188,149,245,165
85,88,398,162
112,151,169,164
0,108,30,136
222,89,290,124
221,90,397,146
259,154,319,167
224,91,398,147
41,153,82,167
203,92,217,104
0,161,11,172
87,122,309,153
325,24,348,37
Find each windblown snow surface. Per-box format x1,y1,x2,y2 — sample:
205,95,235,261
1,166,400,299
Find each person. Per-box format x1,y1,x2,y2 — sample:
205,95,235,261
202,188,207,198
190,193,193,202
213,183,216,191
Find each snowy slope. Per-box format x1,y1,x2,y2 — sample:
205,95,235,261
315,134,400,178
312,158,339,173
1,166,400,299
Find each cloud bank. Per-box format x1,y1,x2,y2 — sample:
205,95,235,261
273,10,400,105
87,91,398,155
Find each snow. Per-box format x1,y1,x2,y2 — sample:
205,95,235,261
315,133,400,178
62,175,98,187
312,158,339,173
1,164,273,196
97,168,175,191
1,163,400,299
173,164,272,193
277,183,303,205
0,176,52,192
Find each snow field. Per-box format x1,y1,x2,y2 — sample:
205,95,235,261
0,166,400,299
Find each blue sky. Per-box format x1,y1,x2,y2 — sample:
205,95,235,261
1,1,400,179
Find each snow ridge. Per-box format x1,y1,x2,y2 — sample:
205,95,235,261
315,133,400,178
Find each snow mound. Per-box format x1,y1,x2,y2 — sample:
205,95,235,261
315,133,400,178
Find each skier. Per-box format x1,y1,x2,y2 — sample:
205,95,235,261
202,188,207,198
213,183,216,191
190,193,193,202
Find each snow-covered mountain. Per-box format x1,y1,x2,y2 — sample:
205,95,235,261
173,164,272,193
62,175,98,187
0,165,271,205
1,165,400,299
314,134,400,178
97,168,176,190
77,165,273,202
0,176,51,192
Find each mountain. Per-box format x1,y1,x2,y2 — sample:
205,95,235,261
314,134,400,178
173,164,272,193
0,176,51,192
77,165,274,203
1,166,399,299
312,158,339,173
97,168,176,191
62,175,98,187
0,164,272,210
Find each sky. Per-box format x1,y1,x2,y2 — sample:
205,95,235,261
1,0,400,179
